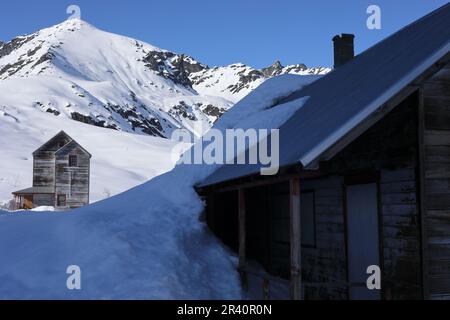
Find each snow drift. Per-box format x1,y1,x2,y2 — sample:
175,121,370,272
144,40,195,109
0,74,317,299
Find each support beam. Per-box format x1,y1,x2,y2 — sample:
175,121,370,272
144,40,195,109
238,188,248,290
290,178,302,300
196,169,323,196
417,87,429,299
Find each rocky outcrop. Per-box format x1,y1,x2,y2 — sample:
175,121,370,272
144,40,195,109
142,50,208,87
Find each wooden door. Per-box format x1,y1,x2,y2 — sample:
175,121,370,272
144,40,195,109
346,183,381,300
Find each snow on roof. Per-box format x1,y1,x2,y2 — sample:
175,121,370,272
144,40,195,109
199,3,450,188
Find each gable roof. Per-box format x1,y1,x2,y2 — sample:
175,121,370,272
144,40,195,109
199,3,450,188
55,139,92,158
32,131,70,155
32,130,91,157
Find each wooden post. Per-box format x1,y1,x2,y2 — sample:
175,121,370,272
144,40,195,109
15,195,21,210
417,87,429,299
290,178,302,300
238,188,248,289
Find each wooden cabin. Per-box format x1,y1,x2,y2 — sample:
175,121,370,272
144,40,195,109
196,5,450,300
13,131,91,210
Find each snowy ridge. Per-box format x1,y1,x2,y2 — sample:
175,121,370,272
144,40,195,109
190,61,329,103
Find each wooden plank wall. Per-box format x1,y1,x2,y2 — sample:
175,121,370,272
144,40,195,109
380,168,422,299
301,176,348,299
33,133,71,188
318,94,422,299
33,151,55,187
55,145,90,208
422,62,450,299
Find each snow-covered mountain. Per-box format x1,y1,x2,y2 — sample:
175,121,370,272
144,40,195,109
0,18,329,204
0,18,330,138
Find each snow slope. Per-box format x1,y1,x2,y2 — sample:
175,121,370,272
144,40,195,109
0,74,316,299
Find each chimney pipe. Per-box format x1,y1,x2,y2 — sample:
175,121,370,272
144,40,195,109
333,34,355,68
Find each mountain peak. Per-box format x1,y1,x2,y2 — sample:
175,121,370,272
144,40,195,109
272,60,283,68
52,18,94,30
261,60,284,77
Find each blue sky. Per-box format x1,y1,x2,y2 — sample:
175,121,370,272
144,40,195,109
0,0,447,68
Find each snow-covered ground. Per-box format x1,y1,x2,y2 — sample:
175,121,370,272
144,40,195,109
0,107,184,206
0,74,316,299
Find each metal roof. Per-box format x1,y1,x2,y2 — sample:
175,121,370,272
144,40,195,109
12,187,55,195
199,3,450,188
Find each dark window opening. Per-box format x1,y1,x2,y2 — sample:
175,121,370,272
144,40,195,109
206,191,239,252
69,155,78,167
57,194,66,207
247,182,291,279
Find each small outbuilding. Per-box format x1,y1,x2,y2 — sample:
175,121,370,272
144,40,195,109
13,131,91,210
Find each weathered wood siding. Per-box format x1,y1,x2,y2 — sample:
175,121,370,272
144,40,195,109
311,93,422,299
301,176,347,299
32,133,72,188
380,168,422,299
422,62,450,299
33,151,55,187
55,144,90,209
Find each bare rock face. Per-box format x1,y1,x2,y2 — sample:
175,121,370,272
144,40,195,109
0,35,37,59
142,50,208,87
261,60,284,77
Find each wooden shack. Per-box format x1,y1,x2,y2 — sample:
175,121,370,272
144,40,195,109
196,5,450,300
12,131,91,210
